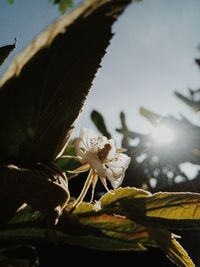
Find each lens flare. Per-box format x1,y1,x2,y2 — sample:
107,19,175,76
151,125,175,144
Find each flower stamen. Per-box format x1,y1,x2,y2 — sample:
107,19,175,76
72,169,94,208
69,163,90,174
90,172,98,203
98,143,112,161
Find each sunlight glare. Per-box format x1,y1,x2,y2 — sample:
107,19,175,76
151,125,175,144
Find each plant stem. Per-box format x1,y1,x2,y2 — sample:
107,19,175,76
72,169,94,209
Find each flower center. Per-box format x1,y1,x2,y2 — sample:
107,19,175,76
97,144,112,162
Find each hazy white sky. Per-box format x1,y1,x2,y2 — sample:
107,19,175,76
80,0,200,137
1,0,200,142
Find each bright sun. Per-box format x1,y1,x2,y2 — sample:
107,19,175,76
151,125,175,144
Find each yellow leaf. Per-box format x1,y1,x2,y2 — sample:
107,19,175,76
148,228,195,267
145,192,200,220
100,187,151,208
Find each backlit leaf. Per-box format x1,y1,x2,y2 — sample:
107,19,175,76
148,228,195,267
145,192,200,220
1,187,200,264
58,201,154,251
100,187,150,207
99,187,200,230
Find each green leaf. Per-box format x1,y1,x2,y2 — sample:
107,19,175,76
62,188,200,255
100,188,200,230
142,192,200,230
99,187,150,210
77,214,153,250
2,187,200,264
91,110,111,138
145,192,200,220
0,200,153,252
59,0,73,13
0,188,197,267
58,201,154,251
56,145,80,171
0,206,45,240
6,0,14,4
148,228,195,267
0,40,16,67
58,232,147,251
105,186,151,199
49,0,73,13
9,205,43,224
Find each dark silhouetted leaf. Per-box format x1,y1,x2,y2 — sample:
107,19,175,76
0,0,131,163
195,58,200,68
0,255,31,267
91,110,111,138
0,40,16,67
174,91,200,112
0,245,39,267
0,0,131,226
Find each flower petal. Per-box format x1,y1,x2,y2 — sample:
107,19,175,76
105,164,124,188
75,137,85,158
106,153,131,169
80,128,99,152
77,128,110,155
106,139,116,160
107,172,124,189
105,153,131,189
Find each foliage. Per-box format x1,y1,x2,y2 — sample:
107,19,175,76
49,0,74,13
91,110,111,139
0,39,16,67
0,245,38,267
6,0,74,13
0,0,200,267
6,0,143,13
1,188,200,266
91,83,200,193
6,0,14,4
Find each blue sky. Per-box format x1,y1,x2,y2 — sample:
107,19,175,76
0,0,200,142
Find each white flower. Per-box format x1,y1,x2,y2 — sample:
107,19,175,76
71,128,131,208
75,128,130,188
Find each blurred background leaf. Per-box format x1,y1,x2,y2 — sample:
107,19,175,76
0,40,16,67
49,0,73,13
91,57,200,194
91,110,111,138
